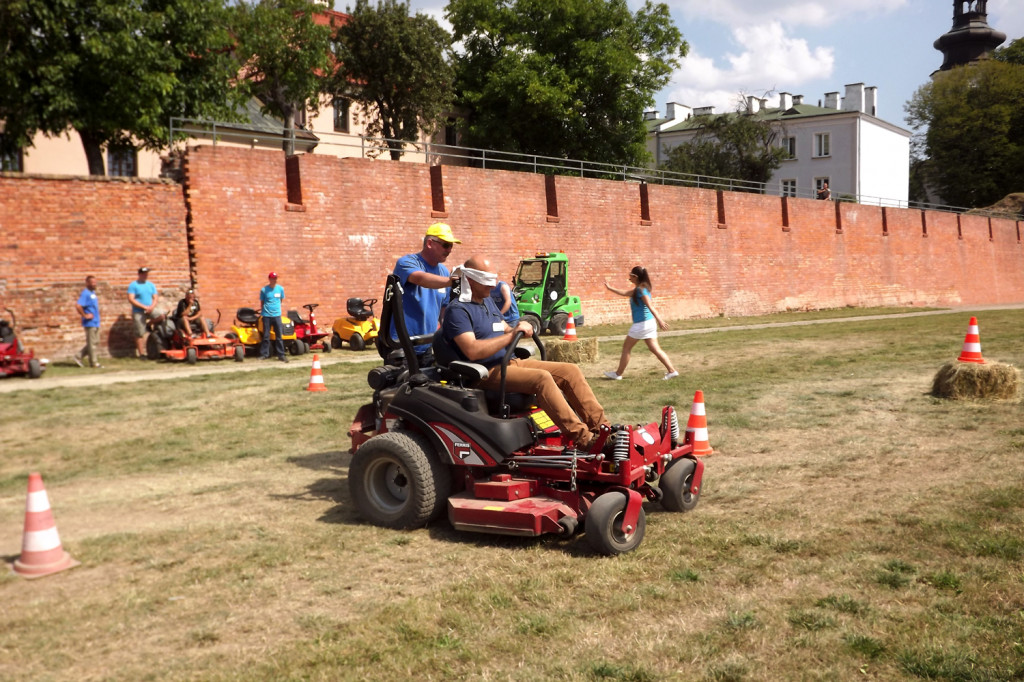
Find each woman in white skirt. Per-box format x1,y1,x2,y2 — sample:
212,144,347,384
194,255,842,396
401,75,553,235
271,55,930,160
602,266,678,380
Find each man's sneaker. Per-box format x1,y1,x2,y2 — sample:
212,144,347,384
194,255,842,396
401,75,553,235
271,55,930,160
71,355,83,367
279,356,289,363
93,364,104,369
663,371,679,380
603,371,622,380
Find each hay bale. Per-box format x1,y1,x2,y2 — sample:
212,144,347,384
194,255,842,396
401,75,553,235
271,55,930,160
931,361,1020,400
543,337,599,364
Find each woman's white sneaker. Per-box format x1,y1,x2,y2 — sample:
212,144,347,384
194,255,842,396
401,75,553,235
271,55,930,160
603,371,622,380
663,371,679,380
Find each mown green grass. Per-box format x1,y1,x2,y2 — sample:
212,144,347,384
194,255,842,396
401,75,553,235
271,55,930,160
1,308,1022,681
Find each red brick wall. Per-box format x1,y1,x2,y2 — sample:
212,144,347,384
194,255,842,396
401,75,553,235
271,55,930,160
3,146,1023,359
0,174,190,358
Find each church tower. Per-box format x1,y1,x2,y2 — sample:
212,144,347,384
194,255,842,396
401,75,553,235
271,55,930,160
933,1,1006,73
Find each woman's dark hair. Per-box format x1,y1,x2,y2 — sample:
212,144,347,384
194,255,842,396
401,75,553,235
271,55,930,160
630,266,653,304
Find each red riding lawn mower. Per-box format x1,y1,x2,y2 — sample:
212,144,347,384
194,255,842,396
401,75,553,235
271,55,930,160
0,309,46,379
346,275,706,555
288,303,332,354
147,311,243,364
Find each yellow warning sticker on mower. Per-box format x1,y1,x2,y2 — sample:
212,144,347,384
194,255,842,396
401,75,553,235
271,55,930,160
530,409,555,431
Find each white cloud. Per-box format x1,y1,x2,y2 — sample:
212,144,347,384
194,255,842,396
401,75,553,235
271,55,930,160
664,22,833,111
988,0,1024,42
661,0,906,28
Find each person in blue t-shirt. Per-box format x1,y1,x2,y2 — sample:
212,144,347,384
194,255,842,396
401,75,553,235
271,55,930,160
73,275,102,368
392,223,460,357
602,265,678,381
441,256,609,451
489,278,520,327
127,267,160,359
259,272,288,362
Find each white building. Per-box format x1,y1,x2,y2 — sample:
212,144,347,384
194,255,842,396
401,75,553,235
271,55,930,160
647,84,911,206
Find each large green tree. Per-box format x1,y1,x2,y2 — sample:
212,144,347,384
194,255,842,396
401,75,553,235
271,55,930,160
659,109,788,189
332,0,454,160
905,59,1024,207
446,0,687,167
231,0,333,153
993,36,1024,65
0,0,240,175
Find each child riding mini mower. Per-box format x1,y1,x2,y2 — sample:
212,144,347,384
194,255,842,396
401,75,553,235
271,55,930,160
332,297,380,351
0,309,45,379
288,303,331,353
227,307,304,356
147,311,243,364
345,276,705,555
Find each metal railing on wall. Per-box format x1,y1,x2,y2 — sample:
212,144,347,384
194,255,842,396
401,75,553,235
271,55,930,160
168,117,1023,221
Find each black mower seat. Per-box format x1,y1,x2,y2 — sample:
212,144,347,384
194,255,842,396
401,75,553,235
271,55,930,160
236,307,259,325
287,309,307,325
347,297,373,321
431,333,538,415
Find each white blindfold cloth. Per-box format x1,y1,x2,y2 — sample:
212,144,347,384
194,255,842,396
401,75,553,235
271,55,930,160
453,266,498,302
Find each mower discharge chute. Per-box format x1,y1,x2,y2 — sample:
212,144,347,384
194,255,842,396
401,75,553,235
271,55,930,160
346,275,705,555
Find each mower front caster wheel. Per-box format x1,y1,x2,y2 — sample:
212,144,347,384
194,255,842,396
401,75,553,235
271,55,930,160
585,492,646,555
233,345,244,362
28,358,43,379
660,458,700,513
349,431,451,529
186,347,197,364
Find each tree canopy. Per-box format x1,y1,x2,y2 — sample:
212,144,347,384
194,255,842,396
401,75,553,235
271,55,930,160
446,0,687,167
659,107,788,189
905,59,1024,207
0,0,240,175
993,36,1024,65
332,0,454,160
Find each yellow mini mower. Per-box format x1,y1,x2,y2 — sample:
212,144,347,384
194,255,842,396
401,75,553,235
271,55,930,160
227,307,304,355
331,297,379,351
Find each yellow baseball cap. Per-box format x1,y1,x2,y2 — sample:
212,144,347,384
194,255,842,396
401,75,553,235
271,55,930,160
425,223,460,244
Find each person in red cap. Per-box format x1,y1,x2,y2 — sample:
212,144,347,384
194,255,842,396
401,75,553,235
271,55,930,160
259,272,288,362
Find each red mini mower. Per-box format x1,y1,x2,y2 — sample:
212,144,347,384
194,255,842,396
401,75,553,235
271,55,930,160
288,303,331,354
0,309,45,379
346,276,705,555
147,311,243,364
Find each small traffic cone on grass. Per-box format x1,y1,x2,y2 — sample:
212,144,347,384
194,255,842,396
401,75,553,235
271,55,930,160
12,473,80,579
957,317,985,364
684,390,714,456
562,313,577,341
305,354,327,392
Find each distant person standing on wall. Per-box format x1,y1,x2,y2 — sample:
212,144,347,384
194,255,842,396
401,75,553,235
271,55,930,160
816,180,832,200
73,275,102,368
128,267,159,359
603,266,678,381
489,277,520,326
259,272,288,362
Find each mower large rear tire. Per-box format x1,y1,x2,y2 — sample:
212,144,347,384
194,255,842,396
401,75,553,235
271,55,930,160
349,431,450,529
349,332,365,352
146,332,166,360
660,458,700,512
585,492,646,556
331,332,343,350
290,339,305,356
28,358,43,379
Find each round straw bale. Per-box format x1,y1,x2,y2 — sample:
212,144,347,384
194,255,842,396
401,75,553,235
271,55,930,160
544,337,599,364
931,361,1020,401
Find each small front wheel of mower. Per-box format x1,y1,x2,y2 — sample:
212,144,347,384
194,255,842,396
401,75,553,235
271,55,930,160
660,458,700,512
585,492,646,556
28,358,43,379
233,345,244,362
348,332,365,352
549,312,569,337
320,338,332,353
185,347,198,364
331,332,343,350
558,516,579,537
349,431,451,529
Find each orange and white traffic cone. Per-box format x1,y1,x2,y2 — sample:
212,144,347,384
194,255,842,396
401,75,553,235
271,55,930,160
305,354,327,392
12,473,80,579
562,313,578,341
957,317,985,364
684,390,714,456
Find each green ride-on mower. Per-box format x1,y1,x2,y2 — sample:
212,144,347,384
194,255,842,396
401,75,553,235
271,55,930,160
512,251,584,337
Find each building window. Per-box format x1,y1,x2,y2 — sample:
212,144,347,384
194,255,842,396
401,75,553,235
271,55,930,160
0,135,23,172
782,136,796,158
333,99,350,133
781,179,796,197
107,146,137,177
814,133,830,157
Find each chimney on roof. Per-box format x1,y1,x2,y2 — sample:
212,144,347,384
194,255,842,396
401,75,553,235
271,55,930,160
694,106,716,116
746,95,761,114
666,102,692,122
824,91,840,109
843,83,866,113
778,92,793,110
643,110,659,121
865,86,878,116
793,94,804,105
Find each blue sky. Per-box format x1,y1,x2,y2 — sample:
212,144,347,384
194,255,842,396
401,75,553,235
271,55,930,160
382,0,1022,131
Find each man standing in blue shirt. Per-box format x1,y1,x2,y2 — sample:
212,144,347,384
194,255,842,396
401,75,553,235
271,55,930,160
127,267,159,359
259,271,288,362
73,275,102,368
392,223,460,358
